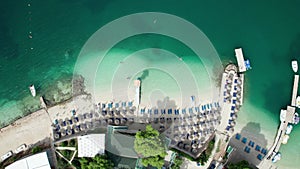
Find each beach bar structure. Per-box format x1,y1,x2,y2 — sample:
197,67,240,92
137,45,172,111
235,48,246,73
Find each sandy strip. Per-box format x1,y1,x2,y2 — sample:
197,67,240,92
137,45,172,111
0,109,52,156
0,95,94,157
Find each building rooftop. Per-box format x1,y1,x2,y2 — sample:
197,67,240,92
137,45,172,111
77,134,105,157
5,152,51,169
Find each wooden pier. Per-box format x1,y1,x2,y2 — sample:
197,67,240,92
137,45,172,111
258,75,298,169
234,48,246,73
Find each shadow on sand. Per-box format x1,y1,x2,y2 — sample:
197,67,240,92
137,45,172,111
228,122,268,167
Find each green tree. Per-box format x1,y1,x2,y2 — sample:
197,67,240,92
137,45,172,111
134,125,167,168
227,160,253,169
171,157,183,169
79,155,114,169
31,146,42,154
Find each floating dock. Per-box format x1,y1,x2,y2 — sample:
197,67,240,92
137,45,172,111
258,75,298,169
234,48,246,73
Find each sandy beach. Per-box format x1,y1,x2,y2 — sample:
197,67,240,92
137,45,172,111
0,94,94,157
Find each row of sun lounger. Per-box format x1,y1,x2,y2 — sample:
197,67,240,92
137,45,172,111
235,133,267,160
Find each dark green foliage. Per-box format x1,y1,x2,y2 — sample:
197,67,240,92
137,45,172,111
61,141,68,147
69,139,76,147
57,156,71,169
31,146,42,154
134,125,167,168
171,156,183,169
78,155,114,169
227,160,253,169
60,150,73,160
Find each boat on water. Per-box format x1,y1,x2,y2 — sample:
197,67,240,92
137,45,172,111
294,112,299,124
296,96,300,108
285,124,293,134
272,152,281,163
29,84,36,97
291,60,298,73
280,109,286,122
282,135,289,144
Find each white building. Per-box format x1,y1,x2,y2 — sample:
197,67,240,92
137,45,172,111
5,152,51,169
77,134,105,157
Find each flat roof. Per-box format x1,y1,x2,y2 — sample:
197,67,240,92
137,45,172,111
5,152,51,169
78,134,105,157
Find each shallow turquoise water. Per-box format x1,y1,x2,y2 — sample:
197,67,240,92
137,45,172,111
1,0,300,168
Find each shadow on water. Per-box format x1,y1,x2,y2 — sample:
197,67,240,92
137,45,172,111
138,70,149,81
228,122,268,167
156,97,177,110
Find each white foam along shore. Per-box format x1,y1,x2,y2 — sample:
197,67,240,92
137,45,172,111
0,94,93,157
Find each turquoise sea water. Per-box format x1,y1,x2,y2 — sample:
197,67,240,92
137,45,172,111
1,0,300,168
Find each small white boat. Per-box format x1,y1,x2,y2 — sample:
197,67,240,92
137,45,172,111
296,96,300,108
29,84,36,97
280,109,286,122
1,151,13,161
292,60,298,73
282,135,289,144
286,124,293,135
272,152,281,163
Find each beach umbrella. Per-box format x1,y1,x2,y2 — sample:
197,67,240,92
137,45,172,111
192,148,198,153
174,135,180,142
54,133,60,139
230,121,236,126
60,129,66,137
102,120,107,126
121,118,127,124
181,135,186,141
67,127,72,135
229,127,234,133
188,134,194,141
178,142,184,149
107,118,113,124
184,144,190,150
200,137,206,143
192,143,198,149
79,123,86,131
74,125,80,133
115,118,120,125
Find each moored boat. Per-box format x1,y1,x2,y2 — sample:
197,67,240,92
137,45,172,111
29,84,36,97
272,152,281,163
296,96,300,108
280,109,286,122
285,124,293,135
292,60,298,73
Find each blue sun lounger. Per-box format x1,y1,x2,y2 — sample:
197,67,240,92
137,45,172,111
255,145,261,151
154,109,159,115
234,79,238,83
231,106,235,111
168,109,172,114
242,137,247,144
148,109,152,114
128,101,133,107
161,109,166,114
175,109,179,115
261,148,267,155
195,107,200,112
182,109,186,114
257,154,263,161
244,146,250,153
233,92,237,97
189,108,193,114
235,133,241,140
248,141,255,147
232,100,236,104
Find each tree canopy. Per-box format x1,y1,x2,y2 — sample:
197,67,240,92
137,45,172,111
78,155,114,169
227,160,253,169
134,125,167,168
